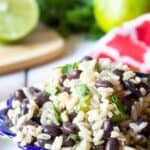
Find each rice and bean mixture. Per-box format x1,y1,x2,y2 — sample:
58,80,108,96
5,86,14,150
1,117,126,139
7,57,150,150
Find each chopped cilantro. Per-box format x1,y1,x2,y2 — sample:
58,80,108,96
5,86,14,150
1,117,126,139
109,95,125,122
75,84,90,98
75,84,91,112
61,63,78,75
52,104,62,123
69,134,80,143
44,84,60,96
75,95,91,112
95,62,101,72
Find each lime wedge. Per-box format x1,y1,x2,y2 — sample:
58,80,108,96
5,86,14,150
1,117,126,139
0,0,39,42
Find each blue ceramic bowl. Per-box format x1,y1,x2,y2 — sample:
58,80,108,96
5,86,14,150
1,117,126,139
0,97,46,150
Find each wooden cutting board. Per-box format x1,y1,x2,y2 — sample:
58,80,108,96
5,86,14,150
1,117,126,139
0,25,64,75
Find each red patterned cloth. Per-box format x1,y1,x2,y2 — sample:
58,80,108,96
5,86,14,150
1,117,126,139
93,14,150,73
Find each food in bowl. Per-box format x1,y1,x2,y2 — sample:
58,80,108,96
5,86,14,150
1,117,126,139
0,57,150,150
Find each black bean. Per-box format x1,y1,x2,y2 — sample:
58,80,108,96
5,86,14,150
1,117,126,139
14,89,26,101
37,139,45,147
105,138,119,150
21,106,28,115
140,123,150,137
68,112,77,122
95,144,105,150
138,82,150,96
38,139,53,147
25,120,39,127
59,75,67,86
134,121,150,137
30,137,37,145
20,99,29,115
134,120,143,125
95,80,113,88
113,69,125,86
112,69,124,77
80,56,93,62
120,95,134,112
61,123,79,135
123,79,150,97
34,92,49,107
61,87,71,94
29,87,41,95
62,135,75,147
136,72,150,78
32,117,41,125
123,81,140,97
103,120,114,139
67,70,82,80
43,124,62,137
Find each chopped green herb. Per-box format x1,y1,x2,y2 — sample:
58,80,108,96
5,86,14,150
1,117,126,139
75,84,91,112
69,134,80,143
44,92,49,97
53,98,60,109
75,95,91,112
75,84,90,98
61,63,78,75
95,62,101,72
44,84,60,96
109,95,125,122
111,113,124,122
52,104,62,123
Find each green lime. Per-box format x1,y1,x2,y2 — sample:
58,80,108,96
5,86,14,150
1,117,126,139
0,0,39,42
94,0,149,32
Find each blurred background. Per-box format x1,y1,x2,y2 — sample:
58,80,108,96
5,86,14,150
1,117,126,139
0,0,149,100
